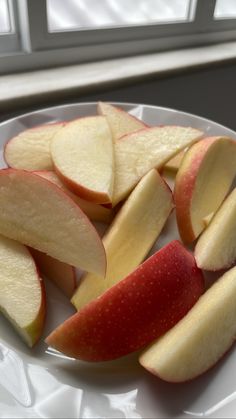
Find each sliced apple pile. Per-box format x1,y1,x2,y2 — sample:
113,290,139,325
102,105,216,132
51,116,114,204
4,122,64,170
174,136,236,243
195,188,236,271
0,169,106,275
112,126,203,206
0,235,46,347
97,101,146,140
46,241,204,361
35,170,113,223
140,266,236,382
72,168,174,311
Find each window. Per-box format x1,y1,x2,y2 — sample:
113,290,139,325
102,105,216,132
1,0,236,74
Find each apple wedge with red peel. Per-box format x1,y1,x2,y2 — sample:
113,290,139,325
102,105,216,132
195,188,236,271
140,266,236,383
35,171,113,224
97,102,146,140
51,116,114,204
0,235,46,347
30,248,76,298
46,241,204,362
112,126,203,206
174,136,236,243
4,122,64,171
71,169,174,311
0,169,106,276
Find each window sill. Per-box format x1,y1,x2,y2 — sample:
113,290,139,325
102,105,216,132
1,40,236,111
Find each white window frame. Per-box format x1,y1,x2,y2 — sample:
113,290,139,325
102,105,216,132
0,0,22,54
1,0,236,74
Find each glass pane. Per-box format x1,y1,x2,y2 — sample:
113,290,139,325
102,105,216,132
0,0,11,33
214,0,236,19
47,0,194,32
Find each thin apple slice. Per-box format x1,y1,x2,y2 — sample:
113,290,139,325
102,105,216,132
46,241,204,361
4,122,64,170
0,169,106,276
0,235,46,347
35,171,113,223
140,266,236,383
51,116,114,204
174,136,236,243
71,169,174,311
164,150,185,172
30,248,76,298
97,102,146,140
195,188,236,271
112,126,203,206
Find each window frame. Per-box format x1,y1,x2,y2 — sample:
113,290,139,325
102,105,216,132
1,0,236,74
0,0,22,54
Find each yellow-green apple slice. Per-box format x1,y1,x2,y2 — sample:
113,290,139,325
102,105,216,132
0,235,46,347
30,248,76,298
140,266,236,383
97,102,146,140
0,169,106,276
4,122,64,171
195,188,236,271
174,136,236,243
46,241,204,361
35,171,113,224
112,126,203,206
51,116,114,204
71,169,174,311
164,150,185,172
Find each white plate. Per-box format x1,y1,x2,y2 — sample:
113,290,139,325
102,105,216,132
0,102,236,419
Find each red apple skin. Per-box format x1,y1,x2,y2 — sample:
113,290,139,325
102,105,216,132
174,137,221,243
46,241,204,362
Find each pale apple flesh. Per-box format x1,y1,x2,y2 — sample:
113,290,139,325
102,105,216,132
174,136,236,243
97,102,146,140
51,116,114,204
0,235,46,347
0,169,106,276
35,171,113,223
4,122,64,171
30,248,77,298
71,169,174,311
46,241,204,361
195,188,236,271
112,126,203,206
140,266,236,383
164,150,185,172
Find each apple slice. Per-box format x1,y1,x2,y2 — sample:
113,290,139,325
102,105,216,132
174,136,236,243
0,235,46,347
97,102,146,140
30,248,76,298
0,169,106,276
4,122,64,171
71,169,174,311
35,171,113,223
46,241,204,361
51,116,114,204
164,150,185,172
140,266,236,383
112,126,203,206
195,188,236,271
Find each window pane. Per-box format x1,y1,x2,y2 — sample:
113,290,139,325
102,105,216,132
47,0,194,32
214,0,236,19
0,0,11,33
